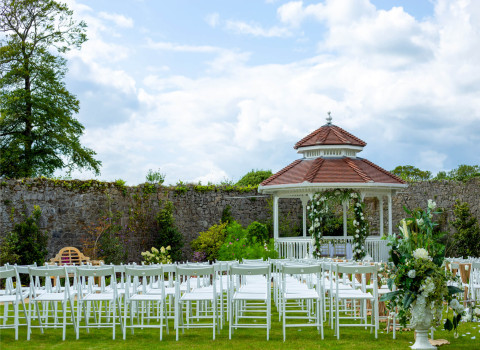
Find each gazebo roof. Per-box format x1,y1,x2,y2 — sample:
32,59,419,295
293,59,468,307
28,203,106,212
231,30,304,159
258,115,406,196
260,158,405,186
294,124,366,149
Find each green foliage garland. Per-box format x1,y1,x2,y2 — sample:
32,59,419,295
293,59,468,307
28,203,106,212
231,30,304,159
309,189,367,260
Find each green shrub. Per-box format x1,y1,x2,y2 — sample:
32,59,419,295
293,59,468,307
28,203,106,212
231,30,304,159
0,205,49,265
451,200,480,257
155,200,184,261
246,221,269,244
236,169,272,186
217,221,278,261
190,222,227,261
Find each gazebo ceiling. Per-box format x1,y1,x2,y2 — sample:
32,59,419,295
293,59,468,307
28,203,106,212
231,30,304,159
258,116,407,196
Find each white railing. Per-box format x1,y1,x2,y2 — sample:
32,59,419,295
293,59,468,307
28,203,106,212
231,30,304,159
275,236,390,262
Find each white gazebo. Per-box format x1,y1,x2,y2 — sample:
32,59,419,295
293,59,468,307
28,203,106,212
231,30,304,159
258,114,407,261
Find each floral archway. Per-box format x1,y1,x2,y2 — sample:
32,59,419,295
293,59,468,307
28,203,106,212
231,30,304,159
308,189,368,260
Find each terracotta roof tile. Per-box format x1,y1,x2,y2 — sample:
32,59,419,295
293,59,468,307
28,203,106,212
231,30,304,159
262,157,404,186
294,125,367,149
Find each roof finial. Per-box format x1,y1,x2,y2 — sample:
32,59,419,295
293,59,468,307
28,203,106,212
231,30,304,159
326,111,332,125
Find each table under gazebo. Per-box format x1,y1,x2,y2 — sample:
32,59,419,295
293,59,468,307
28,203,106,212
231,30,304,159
258,114,407,261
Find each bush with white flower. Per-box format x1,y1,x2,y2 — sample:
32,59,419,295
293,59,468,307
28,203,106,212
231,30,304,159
382,200,464,336
141,246,172,264
351,193,368,260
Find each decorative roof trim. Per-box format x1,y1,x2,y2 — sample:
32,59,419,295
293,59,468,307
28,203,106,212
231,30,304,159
260,159,302,186
360,158,406,184
303,158,324,183
344,158,372,182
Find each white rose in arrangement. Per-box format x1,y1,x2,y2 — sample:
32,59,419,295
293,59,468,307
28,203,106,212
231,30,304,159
413,248,430,260
355,234,359,238
356,229,360,233
408,270,416,278
474,308,480,317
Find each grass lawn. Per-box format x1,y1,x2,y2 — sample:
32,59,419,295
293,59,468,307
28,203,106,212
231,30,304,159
1,302,479,350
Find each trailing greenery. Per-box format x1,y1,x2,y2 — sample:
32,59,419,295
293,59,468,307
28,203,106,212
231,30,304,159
81,212,127,265
236,169,273,186
450,200,480,258
0,0,101,178
155,200,184,261
0,205,49,265
220,205,235,225
190,222,228,262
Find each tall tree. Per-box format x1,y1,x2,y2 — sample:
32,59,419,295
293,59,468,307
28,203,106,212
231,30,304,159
0,0,101,178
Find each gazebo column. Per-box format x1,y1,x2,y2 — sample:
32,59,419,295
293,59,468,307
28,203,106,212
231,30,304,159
301,197,308,237
273,195,279,239
342,200,348,237
378,196,384,236
387,192,393,235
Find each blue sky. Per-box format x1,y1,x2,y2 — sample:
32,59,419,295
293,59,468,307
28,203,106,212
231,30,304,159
62,0,480,184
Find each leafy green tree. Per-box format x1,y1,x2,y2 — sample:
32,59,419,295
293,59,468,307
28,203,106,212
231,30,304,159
155,200,184,261
391,165,431,182
145,168,165,184
0,0,101,178
448,164,480,181
451,200,480,258
236,169,272,186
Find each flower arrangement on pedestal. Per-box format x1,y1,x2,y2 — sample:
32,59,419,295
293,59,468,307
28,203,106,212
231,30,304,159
308,189,368,260
381,200,464,349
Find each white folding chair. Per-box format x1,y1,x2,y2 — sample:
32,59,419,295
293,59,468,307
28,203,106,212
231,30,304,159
0,268,28,340
229,264,271,340
27,266,76,340
123,266,166,340
175,265,217,340
76,266,122,339
280,263,324,341
332,264,379,339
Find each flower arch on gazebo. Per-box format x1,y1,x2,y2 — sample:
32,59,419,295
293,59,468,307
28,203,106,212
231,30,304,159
258,114,407,261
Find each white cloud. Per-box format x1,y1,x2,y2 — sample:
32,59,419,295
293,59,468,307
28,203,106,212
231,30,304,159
225,20,292,38
64,0,480,185
98,12,134,28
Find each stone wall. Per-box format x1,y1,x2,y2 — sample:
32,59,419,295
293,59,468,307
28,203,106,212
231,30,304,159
0,179,301,261
1,178,479,261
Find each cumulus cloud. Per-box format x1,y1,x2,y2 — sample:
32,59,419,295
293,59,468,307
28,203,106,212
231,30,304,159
98,12,134,28
64,0,480,184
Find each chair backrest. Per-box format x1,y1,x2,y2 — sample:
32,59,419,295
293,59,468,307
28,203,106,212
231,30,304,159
231,265,270,276
242,258,265,264
282,264,322,275
77,266,115,277
29,266,67,277
176,265,214,277
125,266,163,277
